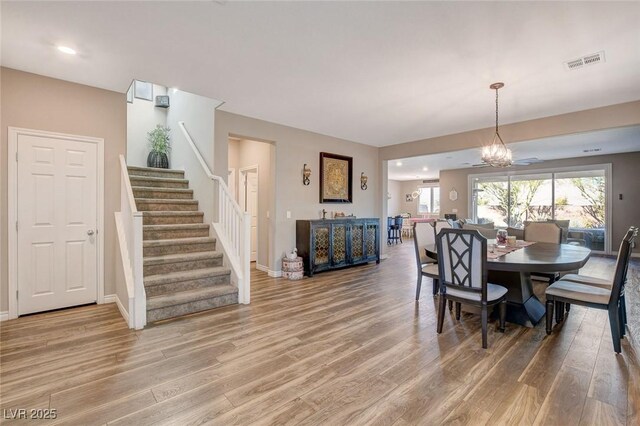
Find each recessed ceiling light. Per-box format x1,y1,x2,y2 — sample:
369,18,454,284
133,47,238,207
396,161,403,167
57,45,76,55
422,167,428,171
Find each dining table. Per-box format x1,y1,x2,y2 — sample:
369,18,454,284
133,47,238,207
424,240,592,327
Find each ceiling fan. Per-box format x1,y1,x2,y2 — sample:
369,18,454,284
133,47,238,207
472,157,544,168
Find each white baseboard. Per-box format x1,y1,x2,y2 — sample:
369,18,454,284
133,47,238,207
380,254,389,260
256,263,283,278
102,294,117,304
102,294,130,325
0,311,8,322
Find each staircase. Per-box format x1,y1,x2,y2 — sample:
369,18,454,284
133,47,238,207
127,165,238,323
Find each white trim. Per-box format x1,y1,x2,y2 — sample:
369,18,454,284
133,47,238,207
256,263,282,278
380,254,389,260
101,293,131,325
8,127,105,320
467,163,613,254
239,165,259,263
0,312,8,322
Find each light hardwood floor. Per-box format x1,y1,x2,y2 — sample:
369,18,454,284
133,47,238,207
1,241,639,425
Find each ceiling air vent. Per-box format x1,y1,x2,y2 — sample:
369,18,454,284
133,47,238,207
565,51,605,71
583,148,602,153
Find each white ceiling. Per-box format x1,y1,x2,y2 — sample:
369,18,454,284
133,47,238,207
2,2,640,147
388,125,640,181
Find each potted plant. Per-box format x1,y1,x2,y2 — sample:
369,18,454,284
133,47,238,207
147,125,171,168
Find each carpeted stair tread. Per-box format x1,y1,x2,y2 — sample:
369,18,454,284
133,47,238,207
132,186,194,194
128,165,185,175
143,236,216,247
129,176,189,184
135,198,198,204
144,251,222,265
143,211,204,217
144,266,231,286
146,285,237,310
143,223,209,231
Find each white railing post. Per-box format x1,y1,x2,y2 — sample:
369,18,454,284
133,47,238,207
117,154,146,329
132,212,146,328
240,211,251,303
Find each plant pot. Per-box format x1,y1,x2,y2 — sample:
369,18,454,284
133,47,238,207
147,151,169,169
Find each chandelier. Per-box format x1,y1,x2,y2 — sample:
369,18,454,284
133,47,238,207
481,82,512,168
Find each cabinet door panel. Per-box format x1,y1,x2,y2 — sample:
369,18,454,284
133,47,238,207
365,223,379,259
312,226,331,269
351,223,365,263
331,224,347,266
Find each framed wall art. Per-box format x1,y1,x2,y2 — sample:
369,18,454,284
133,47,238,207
319,152,353,203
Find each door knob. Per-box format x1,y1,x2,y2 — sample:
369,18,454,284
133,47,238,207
87,229,95,236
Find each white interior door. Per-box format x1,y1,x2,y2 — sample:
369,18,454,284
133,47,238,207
247,174,258,262
228,168,236,202
240,169,258,263
17,133,98,315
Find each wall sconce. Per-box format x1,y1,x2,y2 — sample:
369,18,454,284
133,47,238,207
360,172,368,190
303,164,311,185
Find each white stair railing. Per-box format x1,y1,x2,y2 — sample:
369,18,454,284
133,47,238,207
178,121,251,303
116,154,146,328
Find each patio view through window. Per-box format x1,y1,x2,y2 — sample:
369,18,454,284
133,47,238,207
418,186,440,214
471,168,607,251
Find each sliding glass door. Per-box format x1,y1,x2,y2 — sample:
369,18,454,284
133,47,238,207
471,166,609,252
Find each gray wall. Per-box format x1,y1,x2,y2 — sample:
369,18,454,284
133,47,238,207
1,67,127,312
216,110,381,272
439,152,640,253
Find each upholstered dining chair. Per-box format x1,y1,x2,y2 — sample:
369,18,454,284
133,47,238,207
524,222,563,244
436,228,507,349
545,227,636,353
462,223,496,239
559,226,638,335
525,222,563,284
413,222,439,299
434,220,452,237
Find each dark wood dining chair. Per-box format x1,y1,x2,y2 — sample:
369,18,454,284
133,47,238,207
545,227,636,353
558,226,637,336
413,222,439,299
436,228,507,349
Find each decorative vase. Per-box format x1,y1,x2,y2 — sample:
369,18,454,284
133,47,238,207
496,229,508,247
147,151,169,169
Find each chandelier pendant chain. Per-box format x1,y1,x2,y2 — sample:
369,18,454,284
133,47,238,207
482,82,512,168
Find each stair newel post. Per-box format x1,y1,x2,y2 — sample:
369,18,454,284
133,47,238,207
241,211,251,304
132,211,146,329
